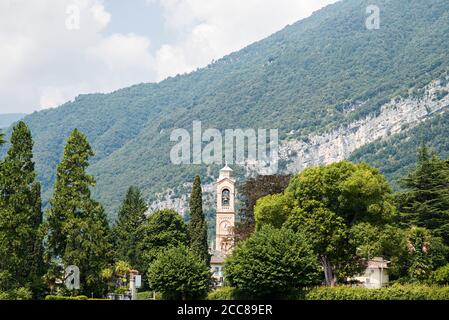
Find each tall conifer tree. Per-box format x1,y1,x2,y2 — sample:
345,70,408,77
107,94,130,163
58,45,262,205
399,146,449,244
187,176,209,265
113,186,148,269
46,129,112,296
0,122,44,292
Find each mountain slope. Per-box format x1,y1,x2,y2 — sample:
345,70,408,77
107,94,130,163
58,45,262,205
2,0,449,218
0,113,26,128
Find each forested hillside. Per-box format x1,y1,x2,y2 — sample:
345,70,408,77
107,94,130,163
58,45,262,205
2,0,449,218
0,114,25,128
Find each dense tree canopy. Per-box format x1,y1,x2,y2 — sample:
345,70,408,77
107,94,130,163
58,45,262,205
46,129,112,296
0,122,44,295
225,225,320,298
147,245,211,300
397,146,449,244
137,209,188,270
113,186,148,269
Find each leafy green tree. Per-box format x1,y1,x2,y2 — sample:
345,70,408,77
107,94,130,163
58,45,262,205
225,225,320,298
46,129,112,297
0,121,44,295
254,192,294,229
405,226,447,282
283,161,396,285
432,264,449,285
113,186,148,268
284,200,349,286
398,146,449,244
187,176,209,265
147,245,211,300
349,223,408,279
101,261,132,294
287,161,396,224
138,209,187,270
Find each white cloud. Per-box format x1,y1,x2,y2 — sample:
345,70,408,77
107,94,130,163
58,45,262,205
0,0,155,112
150,0,339,81
0,0,338,113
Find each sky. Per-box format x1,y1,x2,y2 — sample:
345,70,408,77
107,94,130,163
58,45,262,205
0,0,338,114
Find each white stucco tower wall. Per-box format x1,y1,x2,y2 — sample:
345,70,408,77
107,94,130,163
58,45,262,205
215,165,236,254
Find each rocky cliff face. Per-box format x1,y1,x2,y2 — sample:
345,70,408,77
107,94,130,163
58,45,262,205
149,76,449,214
279,77,449,172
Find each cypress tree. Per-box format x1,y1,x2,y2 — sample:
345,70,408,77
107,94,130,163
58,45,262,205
399,146,449,244
113,186,148,269
46,129,112,296
0,121,44,292
187,176,210,265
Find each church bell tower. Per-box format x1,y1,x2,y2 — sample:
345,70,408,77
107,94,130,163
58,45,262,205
215,165,236,254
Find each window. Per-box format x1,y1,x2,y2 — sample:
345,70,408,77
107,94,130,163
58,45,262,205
222,189,230,206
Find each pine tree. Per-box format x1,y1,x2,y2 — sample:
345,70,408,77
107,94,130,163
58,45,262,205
399,146,449,244
187,176,209,265
46,129,112,296
0,122,44,292
113,186,148,269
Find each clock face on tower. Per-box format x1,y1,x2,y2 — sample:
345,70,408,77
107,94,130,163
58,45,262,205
219,220,231,234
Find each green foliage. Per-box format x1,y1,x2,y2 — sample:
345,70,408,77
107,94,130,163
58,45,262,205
46,129,112,297
101,260,132,294
187,176,209,265
147,245,211,300
396,146,449,244
254,192,293,229
113,186,148,268
304,284,449,300
432,264,449,285
405,227,448,282
0,287,32,300
0,121,44,295
287,161,396,224
4,1,449,217
137,209,188,271
207,287,236,300
349,223,409,279
44,295,89,300
225,225,320,299
283,161,396,285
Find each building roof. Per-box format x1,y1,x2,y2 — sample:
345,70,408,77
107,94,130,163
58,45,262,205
210,250,226,264
220,164,233,172
367,257,390,269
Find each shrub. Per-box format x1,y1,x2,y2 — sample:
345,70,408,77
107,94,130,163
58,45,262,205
432,264,449,285
207,287,236,300
225,225,320,299
147,245,211,300
0,288,32,300
44,295,89,300
305,284,449,300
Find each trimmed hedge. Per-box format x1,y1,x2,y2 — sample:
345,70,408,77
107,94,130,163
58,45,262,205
305,285,449,300
207,287,236,300
45,295,89,300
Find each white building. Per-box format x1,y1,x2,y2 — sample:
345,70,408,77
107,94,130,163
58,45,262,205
210,165,236,287
352,257,390,289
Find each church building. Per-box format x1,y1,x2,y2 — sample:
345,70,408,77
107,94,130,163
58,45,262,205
210,165,236,287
